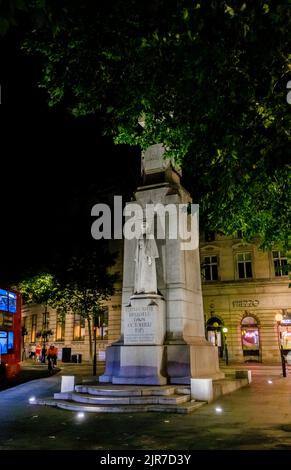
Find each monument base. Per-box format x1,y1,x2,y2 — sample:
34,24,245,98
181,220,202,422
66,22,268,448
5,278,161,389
99,344,167,385
100,339,224,385
99,293,167,386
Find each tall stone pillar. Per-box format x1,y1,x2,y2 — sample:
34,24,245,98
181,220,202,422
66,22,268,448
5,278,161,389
100,144,223,385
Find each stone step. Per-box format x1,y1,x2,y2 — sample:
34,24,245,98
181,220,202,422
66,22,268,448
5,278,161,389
69,392,189,405
74,384,177,397
175,386,191,395
34,398,205,414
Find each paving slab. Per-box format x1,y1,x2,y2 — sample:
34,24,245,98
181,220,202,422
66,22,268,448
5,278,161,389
1,364,291,450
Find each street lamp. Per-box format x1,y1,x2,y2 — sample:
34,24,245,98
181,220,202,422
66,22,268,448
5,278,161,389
222,327,228,365
275,313,286,378
93,315,98,376
93,308,105,376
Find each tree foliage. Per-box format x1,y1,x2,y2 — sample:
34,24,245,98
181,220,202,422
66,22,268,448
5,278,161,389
14,1,291,246
17,248,118,359
18,272,59,307
54,248,117,359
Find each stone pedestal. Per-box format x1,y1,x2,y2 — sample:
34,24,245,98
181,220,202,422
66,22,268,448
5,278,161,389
124,295,165,345
100,294,167,385
166,339,224,384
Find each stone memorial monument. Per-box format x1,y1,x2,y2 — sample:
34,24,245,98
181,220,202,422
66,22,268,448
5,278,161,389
100,144,223,385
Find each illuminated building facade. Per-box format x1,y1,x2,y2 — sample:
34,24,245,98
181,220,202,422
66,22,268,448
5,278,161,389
22,233,290,364
201,232,290,363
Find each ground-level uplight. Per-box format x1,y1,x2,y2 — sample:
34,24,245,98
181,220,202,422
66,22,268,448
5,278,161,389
215,407,223,413
28,396,36,403
76,412,85,419
267,380,273,384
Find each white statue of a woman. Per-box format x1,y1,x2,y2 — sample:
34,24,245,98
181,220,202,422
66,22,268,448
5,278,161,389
134,221,159,294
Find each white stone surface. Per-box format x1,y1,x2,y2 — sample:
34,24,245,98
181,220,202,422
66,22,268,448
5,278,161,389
134,223,159,294
122,184,207,344
112,344,167,385
142,144,168,174
61,376,75,393
190,341,224,379
191,378,213,402
103,145,222,383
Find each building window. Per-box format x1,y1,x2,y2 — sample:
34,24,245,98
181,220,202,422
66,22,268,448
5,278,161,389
22,316,27,331
42,311,50,330
22,317,28,337
202,256,218,281
31,314,37,343
94,308,109,340
55,316,65,342
237,252,253,279
272,251,288,277
204,230,215,242
0,330,14,354
73,314,85,341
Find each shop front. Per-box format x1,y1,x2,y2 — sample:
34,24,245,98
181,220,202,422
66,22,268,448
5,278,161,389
241,315,261,362
277,312,291,356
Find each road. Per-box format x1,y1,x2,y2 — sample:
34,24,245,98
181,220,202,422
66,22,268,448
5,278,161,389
1,364,291,450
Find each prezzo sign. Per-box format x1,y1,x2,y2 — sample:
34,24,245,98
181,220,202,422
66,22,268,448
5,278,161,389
232,300,260,308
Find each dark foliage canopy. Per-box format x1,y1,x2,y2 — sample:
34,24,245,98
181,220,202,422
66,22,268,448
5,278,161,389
1,0,291,248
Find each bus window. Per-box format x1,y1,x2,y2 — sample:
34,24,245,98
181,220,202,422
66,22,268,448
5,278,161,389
0,290,8,312
0,289,21,382
8,292,17,313
8,331,14,352
0,289,17,313
0,331,8,354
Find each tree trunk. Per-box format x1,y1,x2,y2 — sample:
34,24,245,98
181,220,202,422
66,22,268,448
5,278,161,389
87,316,93,361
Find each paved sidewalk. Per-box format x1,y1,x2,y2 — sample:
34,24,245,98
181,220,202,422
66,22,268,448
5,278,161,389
1,363,291,450
0,360,101,391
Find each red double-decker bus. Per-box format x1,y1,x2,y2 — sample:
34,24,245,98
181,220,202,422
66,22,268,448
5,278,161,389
0,288,21,384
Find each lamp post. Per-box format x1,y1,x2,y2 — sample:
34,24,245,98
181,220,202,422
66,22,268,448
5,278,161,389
275,313,286,378
21,326,28,361
222,327,229,365
93,315,98,376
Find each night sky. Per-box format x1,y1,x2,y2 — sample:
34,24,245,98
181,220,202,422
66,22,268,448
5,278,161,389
0,30,140,285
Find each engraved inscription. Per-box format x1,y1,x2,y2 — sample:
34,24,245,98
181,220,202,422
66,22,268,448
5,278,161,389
124,305,156,344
